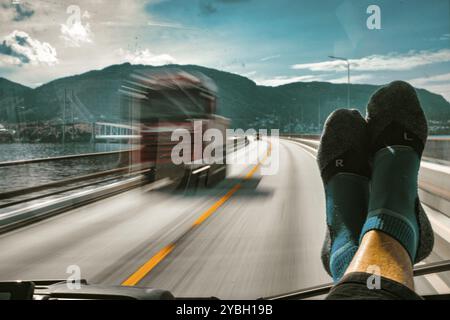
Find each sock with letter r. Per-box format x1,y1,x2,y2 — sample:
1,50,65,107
326,172,369,281
318,109,371,282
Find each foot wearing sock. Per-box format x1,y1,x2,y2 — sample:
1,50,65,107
361,81,434,263
362,146,420,261
318,109,370,282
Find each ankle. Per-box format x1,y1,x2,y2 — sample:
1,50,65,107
346,231,414,290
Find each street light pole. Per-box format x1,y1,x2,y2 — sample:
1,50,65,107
63,88,67,145
329,55,350,108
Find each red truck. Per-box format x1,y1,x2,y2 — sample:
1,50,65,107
120,70,230,188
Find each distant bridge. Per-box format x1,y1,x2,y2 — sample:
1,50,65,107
94,122,141,141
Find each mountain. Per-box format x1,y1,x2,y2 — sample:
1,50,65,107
1,64,450,134
0,77,31,96
0,78,32,123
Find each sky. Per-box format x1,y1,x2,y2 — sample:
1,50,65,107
0,0,450,100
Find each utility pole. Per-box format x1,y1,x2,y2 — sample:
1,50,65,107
13,91,21,141
71,90,75,133
62,88,66,145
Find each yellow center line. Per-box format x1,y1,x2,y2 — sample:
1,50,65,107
192,183,242,226
121,141,272,286
121,244,175,286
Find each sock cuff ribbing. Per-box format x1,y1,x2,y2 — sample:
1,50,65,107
330,243,359,282
360,211,418,262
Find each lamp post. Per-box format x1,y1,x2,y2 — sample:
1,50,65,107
328,55,350,108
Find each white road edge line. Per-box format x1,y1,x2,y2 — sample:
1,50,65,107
283,139,317,160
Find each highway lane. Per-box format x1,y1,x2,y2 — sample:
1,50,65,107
0,138,448,299
138,139,330,299
0,139,332,299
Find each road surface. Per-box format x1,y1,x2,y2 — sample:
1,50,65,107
0,139,448,299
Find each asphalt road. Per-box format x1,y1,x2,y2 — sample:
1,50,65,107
0,139,448,299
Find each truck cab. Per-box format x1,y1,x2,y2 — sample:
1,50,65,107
120,70,229,188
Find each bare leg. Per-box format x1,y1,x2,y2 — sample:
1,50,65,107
345,230,414,290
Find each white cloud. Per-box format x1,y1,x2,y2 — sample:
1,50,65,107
260,54,281,62
147,21,193,29
116,48,176,66
256,75,326,86
0,30,58,66
60,21,93,47
417,83,450,102
409,73,450,101
292,49,450,72
242,70,257,77
326,74,373,84
255,74,372,87
410,73,450,86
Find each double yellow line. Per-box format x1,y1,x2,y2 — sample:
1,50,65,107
122,142,272,286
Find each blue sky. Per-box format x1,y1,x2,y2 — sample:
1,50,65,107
0,0,449,99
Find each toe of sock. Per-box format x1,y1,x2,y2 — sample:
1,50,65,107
318,109,370,182
367,81,428,147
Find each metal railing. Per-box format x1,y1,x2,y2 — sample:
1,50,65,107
0,136,250,205
0,136,252,233
0,149,135,168
0,166,152,209
0,149,141,208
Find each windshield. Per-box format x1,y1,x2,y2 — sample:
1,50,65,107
0,0,450,301
130,90,211,121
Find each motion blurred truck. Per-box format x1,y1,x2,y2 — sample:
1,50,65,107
120,70,230,188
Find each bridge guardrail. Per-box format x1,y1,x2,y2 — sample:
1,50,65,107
284,136,450,266
0,149,136,168
0,135,252,232
0,135,250,204
0,175,147,234
284,136,450,219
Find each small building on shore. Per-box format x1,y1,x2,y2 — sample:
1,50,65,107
0,124,13,143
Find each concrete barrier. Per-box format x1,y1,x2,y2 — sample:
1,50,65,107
424,137,450,163
0,175,147,234
284,136,450,264
285,137,450,218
